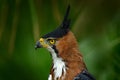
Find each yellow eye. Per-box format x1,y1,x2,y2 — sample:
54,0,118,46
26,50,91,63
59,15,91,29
49,39,55,44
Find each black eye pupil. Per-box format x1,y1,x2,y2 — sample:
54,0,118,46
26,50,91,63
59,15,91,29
51,40,54,43
47,39,55,44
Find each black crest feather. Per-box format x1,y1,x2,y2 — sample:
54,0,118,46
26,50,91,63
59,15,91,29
60,5,70,29
42,5,71,38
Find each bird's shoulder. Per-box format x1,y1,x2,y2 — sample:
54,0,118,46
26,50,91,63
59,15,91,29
73,69,96,80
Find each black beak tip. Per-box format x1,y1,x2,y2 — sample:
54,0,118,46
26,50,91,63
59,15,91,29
35,45,38,50
35,41,42,50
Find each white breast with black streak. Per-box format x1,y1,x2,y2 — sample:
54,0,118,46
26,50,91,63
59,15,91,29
47,46,67,80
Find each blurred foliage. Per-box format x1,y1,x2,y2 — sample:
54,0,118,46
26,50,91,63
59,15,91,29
0,0,120,80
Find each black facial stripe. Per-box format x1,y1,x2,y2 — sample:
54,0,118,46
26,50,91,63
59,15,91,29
52,45,59,57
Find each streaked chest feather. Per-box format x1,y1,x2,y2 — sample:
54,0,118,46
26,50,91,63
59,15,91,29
47,47,67,80
53,57,66,80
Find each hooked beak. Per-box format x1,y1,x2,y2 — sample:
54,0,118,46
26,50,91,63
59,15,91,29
35,41,42,49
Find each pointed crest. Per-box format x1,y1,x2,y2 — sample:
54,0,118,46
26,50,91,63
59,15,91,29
42,5,71,38
60,5,70,29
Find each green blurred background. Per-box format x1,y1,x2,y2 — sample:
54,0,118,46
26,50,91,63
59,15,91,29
0,0,120,80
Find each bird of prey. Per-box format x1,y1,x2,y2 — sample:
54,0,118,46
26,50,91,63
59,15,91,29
35,5,96,80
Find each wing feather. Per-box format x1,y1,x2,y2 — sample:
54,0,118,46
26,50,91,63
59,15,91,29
74,70,96,80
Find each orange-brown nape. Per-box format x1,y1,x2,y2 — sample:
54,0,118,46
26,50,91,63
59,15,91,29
56,31,86,80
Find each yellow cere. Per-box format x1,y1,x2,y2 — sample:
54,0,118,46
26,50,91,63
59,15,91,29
39,38,48,48
39,38,44,42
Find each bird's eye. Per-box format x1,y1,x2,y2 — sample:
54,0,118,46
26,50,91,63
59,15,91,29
49,39,55,44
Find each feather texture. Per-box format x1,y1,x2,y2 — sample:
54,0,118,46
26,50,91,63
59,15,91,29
74,70,96,80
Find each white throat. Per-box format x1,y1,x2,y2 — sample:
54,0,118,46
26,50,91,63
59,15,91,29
47,46,66,80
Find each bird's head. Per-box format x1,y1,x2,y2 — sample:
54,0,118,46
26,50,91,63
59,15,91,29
35,5,72,53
